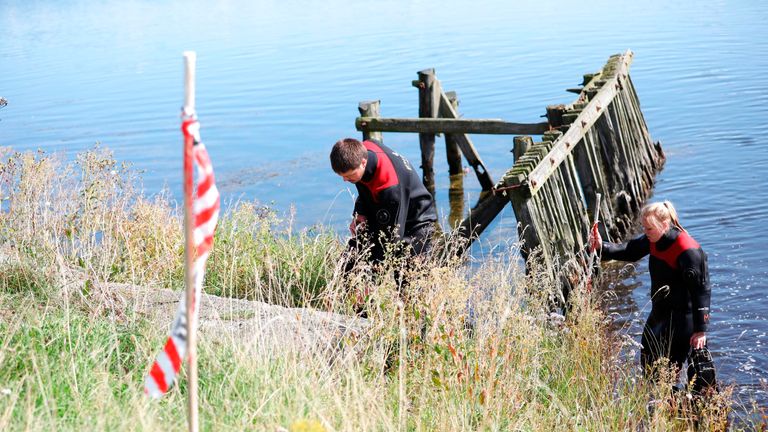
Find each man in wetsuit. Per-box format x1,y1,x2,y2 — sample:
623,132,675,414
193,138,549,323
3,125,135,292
591,201,716,394
330,137,437,265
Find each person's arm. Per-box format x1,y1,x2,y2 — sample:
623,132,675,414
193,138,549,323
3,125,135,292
352,191,371,235
377,185,406,240
681,250,711,347
599,234,651,262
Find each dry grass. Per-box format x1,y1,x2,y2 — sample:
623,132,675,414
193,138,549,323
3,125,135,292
0,147,757,431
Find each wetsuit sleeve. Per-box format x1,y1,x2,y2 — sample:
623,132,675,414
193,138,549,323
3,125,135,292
680,250,711,332
378,185,406,239
353,183,373,219
353,196,370,218
600,234,650,262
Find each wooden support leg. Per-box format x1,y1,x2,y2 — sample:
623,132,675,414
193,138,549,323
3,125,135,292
417,69,437,195
358,100,383,143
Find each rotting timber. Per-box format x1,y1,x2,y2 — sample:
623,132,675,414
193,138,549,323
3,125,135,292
355,50,665,277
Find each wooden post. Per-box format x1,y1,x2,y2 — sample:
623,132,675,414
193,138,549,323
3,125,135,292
417,69,438,195
358,100,383,143
444,92,463,176
445,91,464,229
546,104,566,129
513,136,532,162
182,51,199,432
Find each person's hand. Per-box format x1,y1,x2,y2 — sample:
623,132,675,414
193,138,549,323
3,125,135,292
690,332,707,349
588,222,602,252
349,215,367,236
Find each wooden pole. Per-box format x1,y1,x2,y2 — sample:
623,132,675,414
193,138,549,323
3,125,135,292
512,136,532,162
445,92,464,229
182,50,199,432
546,104,566,129
444,92,464,175
417,69,437,195
358,100,383,143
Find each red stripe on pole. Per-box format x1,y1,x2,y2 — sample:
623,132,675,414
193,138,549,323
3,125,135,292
195,204,218,227
197,235,214,257
197,175,214,197
164,338,182,373
150,362,169,393
182,120,197,138
194,147,211,164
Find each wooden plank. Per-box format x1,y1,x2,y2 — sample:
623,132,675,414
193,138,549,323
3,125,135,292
509,176,548,265
456,192,510,245
355,117,550,135
529,192,554,269
562,153,589,248
526,50,633,197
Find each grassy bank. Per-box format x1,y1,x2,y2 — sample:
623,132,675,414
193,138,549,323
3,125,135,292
0,148,750,430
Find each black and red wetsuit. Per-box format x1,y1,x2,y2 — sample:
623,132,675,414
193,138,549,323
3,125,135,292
351,140,437,262
600,227,711,375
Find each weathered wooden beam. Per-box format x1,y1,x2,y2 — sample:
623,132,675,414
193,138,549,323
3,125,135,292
526,50,633,197
358,100,382,143
457,191,510,245
417,69,438,195
444,92,463,176
355,117,550,135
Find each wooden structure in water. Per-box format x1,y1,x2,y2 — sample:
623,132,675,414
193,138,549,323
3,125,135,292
355,50,665,274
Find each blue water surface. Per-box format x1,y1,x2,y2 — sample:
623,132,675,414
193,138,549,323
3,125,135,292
2,0,767,412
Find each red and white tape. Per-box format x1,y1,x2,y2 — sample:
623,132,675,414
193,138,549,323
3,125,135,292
144,116,220,398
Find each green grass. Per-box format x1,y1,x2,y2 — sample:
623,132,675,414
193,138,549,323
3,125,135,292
0,147,756,430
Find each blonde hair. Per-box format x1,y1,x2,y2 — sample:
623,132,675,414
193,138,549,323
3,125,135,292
641,200,686,233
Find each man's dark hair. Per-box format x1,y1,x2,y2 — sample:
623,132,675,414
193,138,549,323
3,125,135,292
330,138,367,173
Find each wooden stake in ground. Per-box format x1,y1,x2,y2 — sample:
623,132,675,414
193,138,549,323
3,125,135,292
143,51,220,422
182,50,199,432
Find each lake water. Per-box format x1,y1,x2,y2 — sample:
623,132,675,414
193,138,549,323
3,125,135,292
2,0,767,411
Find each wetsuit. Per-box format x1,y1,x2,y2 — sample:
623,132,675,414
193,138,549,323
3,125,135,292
600,227,711,377
349,140,437,262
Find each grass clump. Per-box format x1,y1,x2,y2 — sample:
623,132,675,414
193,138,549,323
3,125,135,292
0,147,344,307
206,202,343,307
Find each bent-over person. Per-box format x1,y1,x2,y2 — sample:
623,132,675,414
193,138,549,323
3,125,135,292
330,138,437,267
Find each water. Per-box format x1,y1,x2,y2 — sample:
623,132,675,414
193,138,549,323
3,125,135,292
2,0,767,409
